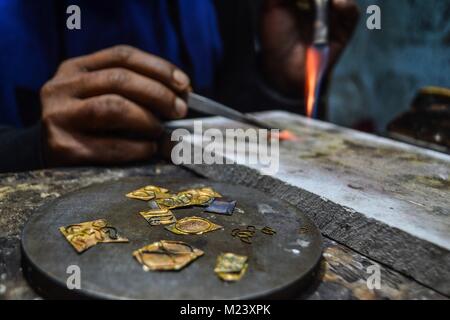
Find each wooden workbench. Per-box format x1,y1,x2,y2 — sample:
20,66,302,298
0,165,445,299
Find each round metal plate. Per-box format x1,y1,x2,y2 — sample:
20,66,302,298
21,177,322,299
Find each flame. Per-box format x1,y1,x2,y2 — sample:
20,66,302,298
269,130,299,142
305,45,329,118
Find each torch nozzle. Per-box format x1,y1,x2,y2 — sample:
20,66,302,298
312,0,329,45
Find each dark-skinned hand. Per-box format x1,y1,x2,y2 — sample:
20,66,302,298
41,45,191,166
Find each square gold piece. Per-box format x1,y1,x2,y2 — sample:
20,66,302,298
156,187,221,209
140,207,176,226
214,253,248,282
126,185,171,201
133,240,204,271
59,219,128,253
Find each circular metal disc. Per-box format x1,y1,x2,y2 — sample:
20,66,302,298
21,177,322,299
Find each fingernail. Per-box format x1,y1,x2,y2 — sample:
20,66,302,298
173,69,190,87
174,97,187,118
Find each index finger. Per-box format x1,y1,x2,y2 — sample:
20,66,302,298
63,45,191,92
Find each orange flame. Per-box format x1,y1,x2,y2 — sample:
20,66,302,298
269,130,299,142
305,45,329,119
305,47,320,118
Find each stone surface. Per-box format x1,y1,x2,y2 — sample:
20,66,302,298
0,165,445,299
169,111,450,295
22,177,322,299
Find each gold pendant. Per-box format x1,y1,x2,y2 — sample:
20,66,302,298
126,185,171,201
165,216,223,235
156,187,221,209
182,187,222,199
140,207,176,226
157,192,194,209
60,219,128,253
214,253,248,282
231,226,256,244
133,240,204,271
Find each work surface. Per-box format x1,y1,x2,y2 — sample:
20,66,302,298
172,111,450,295
22,177,322,299
0,165,446,299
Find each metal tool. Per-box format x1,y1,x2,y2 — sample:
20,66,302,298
304,0,330,119
187,92,276,130
312,0,329,46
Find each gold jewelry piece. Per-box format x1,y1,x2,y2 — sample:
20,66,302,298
247,226,256,232
165,216,223,235
156,187,221,209
214,253,248,282
231,226,256,244
140,207,176,226
231,228,241,237
236,231,254,237
261,226,276,235
126,185,221,213
126,185,171,201
157,192,194,209
60,219,128,253
188,187,222,199
133,240,204,271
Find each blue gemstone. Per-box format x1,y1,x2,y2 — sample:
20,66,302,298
204,199,237,215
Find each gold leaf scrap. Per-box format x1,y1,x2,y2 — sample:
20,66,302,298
133,240,204,271
214,253,248,282
60,219,128,253
140,207,176,226
126,185,171,201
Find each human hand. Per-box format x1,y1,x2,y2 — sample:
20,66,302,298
41,45,190,166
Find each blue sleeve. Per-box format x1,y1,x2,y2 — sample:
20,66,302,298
0,123,45,173
0,0,61,127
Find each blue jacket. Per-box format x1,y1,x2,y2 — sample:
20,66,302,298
0,0,223,127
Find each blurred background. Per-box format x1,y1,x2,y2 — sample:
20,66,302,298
328,0,450,133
